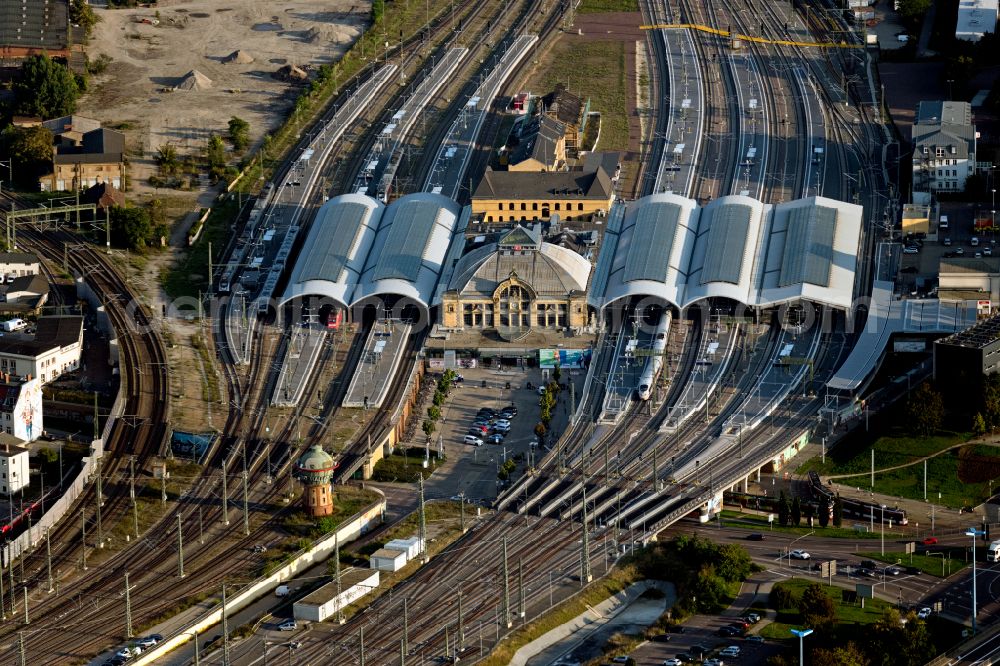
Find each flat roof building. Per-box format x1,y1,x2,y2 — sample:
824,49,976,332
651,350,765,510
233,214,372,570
956,0,998,40
934,314,1000,400
293,569,379,623
370,548,408,572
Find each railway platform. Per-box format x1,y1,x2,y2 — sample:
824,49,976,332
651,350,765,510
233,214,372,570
271,325,327,407
342,319,412,409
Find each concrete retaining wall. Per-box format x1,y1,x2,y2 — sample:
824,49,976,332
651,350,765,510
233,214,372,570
131,493,386,665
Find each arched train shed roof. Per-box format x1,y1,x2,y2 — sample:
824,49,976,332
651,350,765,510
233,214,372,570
594,194,862,311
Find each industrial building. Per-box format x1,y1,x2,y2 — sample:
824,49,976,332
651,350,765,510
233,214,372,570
370,547,408,572
384,536,424,560
934,314,1000,398
911,101,977,205
292,569,380,622
955,0,998,40
938,257,1000,304
0,0,70,63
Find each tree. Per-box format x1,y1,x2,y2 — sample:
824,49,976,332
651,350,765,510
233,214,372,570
818,500,830,528
985,375,1000,431
895,0,931,24
799,583,836,631
13,54,80,119
714,543,756,582
205,134,227,182
778,491,790,526
227,116,250,152
832,494,843,528
812,643,870,666
534,422,547,442
803,501,815,525
421,419,435,440
974,411,988,436
907,382,944,437
432,390,445,407
553,364,562,384
155,143,179,175
791,496,802,526
1,125,54,186
109,205,153,250
69,0,99,36
426,405,441,421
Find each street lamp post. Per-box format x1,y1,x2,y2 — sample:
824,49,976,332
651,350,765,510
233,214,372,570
881,504,887,556
790,628,813,666
966,528,985,634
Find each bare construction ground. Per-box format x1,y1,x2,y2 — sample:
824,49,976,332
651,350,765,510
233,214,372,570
81,0,370,198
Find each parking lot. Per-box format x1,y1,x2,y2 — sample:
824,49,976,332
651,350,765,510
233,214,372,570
422,364,582,502
627,618,784,666
897,201,1000,295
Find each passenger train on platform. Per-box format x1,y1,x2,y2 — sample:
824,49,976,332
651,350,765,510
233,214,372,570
637,311,672,401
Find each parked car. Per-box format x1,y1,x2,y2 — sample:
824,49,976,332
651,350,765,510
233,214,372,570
463,435,484,446
675,654,693,663
472,418,492,428
745,612,761,623
703,659,724,666
493,423,511,434
884,566,902,576
789,549,810,560
744,635,765,643
662,660,684,666
943,237,952,246
468,427,488,437
720,646,741,657
902,246,919,254
278,619,297,631
718,626,741,637
501,406,518,418
487,433,505,444
477,408,498,418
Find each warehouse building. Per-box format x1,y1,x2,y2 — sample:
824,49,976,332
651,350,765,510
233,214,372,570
370,547,408,572
934,314,1000,398
293,569,380,623
384,536,424,560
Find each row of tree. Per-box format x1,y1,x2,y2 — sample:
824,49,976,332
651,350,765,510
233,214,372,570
775,490,843,528
422,369,458,441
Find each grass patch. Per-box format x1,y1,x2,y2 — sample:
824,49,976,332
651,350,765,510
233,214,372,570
528,40,630,152
371,447,444,482
260,486,380,575
578,0,639,12
477,565,640,666
161,196,239,301
860,551,968,578
835,442,997,509
719,510,882,539
191,332,221,403
760,578,894,641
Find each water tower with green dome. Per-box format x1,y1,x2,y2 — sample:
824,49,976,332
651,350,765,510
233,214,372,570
294,445,337,516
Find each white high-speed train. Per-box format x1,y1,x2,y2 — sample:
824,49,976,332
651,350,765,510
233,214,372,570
637,311,671,400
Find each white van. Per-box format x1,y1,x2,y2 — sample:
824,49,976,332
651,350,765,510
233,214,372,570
939,215,949,230
988,540,1000,562
463,435,484,446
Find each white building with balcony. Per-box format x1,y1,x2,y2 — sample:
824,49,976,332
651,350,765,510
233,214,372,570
0,437,29,495
911,101,977,205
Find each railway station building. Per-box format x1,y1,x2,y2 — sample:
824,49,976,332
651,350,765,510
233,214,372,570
471,163,615,224
438,224,592,340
